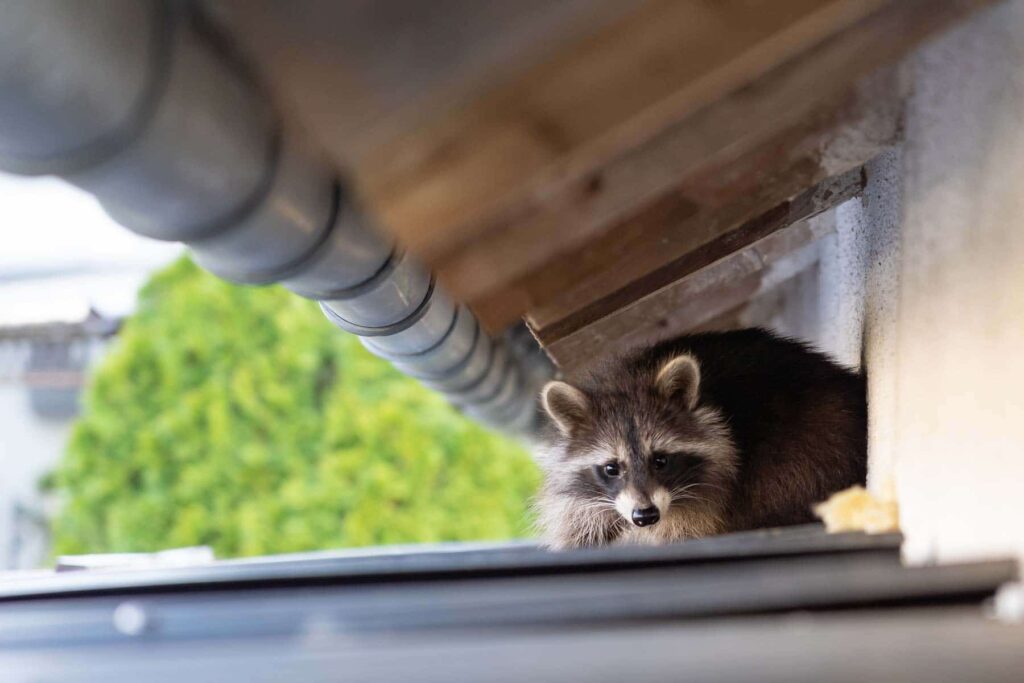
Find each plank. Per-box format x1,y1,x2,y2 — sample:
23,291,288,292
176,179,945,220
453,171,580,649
379,0,994,314
537,166,862,344
506,80,893,338
207,0,635,172
358,0,888,261
212,0,996,341
542,170,858,372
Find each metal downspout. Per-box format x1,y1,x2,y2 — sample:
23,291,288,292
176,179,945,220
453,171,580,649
0,0,550,435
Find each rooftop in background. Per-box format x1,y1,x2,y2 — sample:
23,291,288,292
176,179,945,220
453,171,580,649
0,173,182,326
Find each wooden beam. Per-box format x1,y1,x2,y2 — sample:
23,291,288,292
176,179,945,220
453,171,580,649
514,85,891,340
544,169,860,374
209,0,634,170
359,0,885,260
359,0,993,313
215,0,997,345
532,165,864,346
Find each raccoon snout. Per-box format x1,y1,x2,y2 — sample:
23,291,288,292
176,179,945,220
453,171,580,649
631,506,660,527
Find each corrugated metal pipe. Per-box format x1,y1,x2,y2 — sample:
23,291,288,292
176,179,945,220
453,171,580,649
0,0,550,436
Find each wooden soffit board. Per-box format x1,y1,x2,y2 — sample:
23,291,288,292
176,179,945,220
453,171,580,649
213,0,998,358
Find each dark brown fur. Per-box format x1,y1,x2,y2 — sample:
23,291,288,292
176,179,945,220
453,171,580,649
535,328,867,548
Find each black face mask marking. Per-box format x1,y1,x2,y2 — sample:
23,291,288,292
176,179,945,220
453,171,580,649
653,452,708,504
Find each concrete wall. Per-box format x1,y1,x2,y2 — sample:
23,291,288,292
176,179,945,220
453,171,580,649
890,0,1024,564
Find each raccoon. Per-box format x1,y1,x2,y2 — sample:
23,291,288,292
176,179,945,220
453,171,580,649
535,328,867,549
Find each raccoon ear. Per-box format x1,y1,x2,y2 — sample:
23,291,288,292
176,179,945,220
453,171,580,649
541,381,589,437
655,354,701,410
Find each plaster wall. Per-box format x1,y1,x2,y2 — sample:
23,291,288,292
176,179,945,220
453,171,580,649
891,0,1024,563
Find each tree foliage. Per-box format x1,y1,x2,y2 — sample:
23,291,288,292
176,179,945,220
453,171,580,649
50,257,539,558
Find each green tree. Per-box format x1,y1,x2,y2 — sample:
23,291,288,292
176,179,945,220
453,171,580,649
50,257,539,558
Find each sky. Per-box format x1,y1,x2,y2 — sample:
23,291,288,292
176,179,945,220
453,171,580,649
0,173,182,325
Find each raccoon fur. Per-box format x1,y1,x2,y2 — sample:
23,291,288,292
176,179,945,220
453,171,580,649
534,328,867,549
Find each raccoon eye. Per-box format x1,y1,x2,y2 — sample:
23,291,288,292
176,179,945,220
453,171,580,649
602,462,621,477
652,453,668,470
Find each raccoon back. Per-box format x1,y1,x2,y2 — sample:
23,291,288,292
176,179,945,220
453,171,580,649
635,328,867,530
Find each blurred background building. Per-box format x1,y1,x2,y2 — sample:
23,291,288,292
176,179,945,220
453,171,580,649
0,173,179,568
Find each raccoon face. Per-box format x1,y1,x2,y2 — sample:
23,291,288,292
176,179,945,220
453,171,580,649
535,354,738,549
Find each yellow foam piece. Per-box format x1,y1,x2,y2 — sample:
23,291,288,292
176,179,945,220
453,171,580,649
814,485,899,534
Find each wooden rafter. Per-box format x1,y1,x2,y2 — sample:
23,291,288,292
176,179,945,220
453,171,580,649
215,0,998,368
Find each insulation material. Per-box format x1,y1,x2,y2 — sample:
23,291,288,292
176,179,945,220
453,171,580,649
814,485,899,535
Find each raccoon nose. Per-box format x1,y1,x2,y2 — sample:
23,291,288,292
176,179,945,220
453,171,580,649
631,506,660,527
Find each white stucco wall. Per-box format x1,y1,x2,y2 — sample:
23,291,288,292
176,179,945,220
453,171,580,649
891,0,1024,564
828,150,903,494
